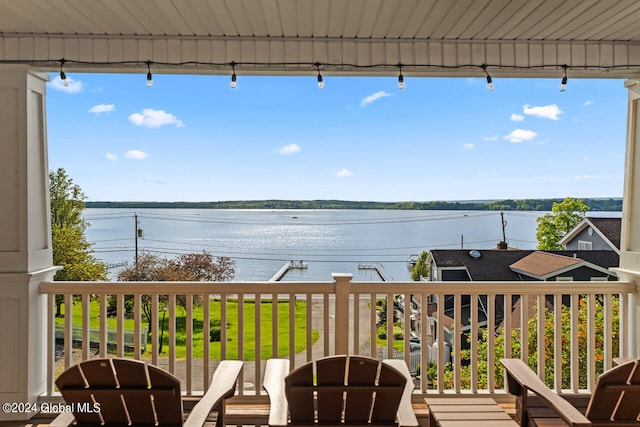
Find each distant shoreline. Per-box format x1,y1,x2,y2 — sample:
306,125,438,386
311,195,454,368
86,198,622,211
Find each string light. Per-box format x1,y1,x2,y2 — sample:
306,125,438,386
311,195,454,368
398,64,405,89
560,64,568,92
315,62,324,89
230,62,237,88
146,61,153,87
59,59,68,87
482,64,493,91
0,58,629,92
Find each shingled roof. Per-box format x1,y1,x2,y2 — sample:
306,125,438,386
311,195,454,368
428,249,619,281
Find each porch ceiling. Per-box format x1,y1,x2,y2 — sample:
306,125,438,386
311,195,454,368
1,0,640,78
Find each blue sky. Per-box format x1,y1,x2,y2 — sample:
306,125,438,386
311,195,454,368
46,73,626,202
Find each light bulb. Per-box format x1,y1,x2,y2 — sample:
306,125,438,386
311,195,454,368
486,75,494,91
317,73,324,89
231,73,237,88
560,76,567,92
398,74,405,90
146,71,153,87
60,70,69,87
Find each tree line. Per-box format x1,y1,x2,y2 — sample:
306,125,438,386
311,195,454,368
86,198,623,211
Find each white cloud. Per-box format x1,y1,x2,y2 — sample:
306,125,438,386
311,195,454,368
510,113,525,122
124,150,149,160
463,143,475,150
335,168,353,178
89,104,115,114
504,128,538,143
276,143,301,155
484,135,499,142
128,109,184,128
523,104,563,120
50,76,84,94
583,100,594,106
360,91,391,107
104,153,118,161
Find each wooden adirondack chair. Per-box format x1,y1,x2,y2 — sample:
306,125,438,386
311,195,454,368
52,358,243,427
263,355,418,427
501,358,640,427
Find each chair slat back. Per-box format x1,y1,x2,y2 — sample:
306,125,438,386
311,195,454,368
56,358,182,426
284,355,405,426
586,359,640,423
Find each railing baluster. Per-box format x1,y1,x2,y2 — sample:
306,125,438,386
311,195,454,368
588,294,596,391
271,293,277,359
64,293,72,369
221,293,227,360
168,294,176,374
47,293,55,395
403,292,410,370
256,292,262,393
386,293,393,363
82,293,90,361
186,293,193,395
470,293,478,392
323,293,329,357
620,292,628,357
134,293,141,360
305,292,311,362
203,292,210,391
99,294,107,358
554,293,562,392
604,293,612,370
454,293,461,393
504,294,512,360
420,292,428,393
436,293,444,393
238,293,244,393
521,294,529,363
117,293,124,358
370,293,376,361
570,294,579,392
288,293,294,368
487,293,495,393
152,294,159,366
537,293,545,381
354,292,360,356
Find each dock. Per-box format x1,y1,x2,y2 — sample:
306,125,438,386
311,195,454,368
357,263,393,281
269,260,308,281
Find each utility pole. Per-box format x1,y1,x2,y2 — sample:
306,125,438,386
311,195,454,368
499,211,508,249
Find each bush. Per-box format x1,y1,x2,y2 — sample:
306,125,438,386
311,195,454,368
209,328,221,342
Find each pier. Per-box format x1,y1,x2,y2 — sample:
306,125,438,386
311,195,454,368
269,260,308,281
357,263,393,281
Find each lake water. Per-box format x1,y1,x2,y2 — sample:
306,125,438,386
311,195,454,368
83,209,618,281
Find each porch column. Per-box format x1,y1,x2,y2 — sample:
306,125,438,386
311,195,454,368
0,66,57,420
617,79,640,358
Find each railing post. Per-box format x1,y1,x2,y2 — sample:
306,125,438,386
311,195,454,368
333,273,352,355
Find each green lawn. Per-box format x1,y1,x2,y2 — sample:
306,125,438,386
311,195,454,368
57,298,319,360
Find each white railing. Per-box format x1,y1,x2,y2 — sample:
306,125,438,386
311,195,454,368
40,275,637,397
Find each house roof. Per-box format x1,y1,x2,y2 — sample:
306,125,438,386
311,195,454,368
559,217,621,251
428,249,619,281
510,251,583,280
1,1,640,78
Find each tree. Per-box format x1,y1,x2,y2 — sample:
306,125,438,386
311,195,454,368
536,197,590,250
50,168,107,315
116,251,235,332
411,251,430,281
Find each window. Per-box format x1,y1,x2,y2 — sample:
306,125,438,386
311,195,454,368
578,240,593,250
556,276,573,281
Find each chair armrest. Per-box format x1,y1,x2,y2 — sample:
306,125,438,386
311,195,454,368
50,411,76,427
501,358,590,427
184,360,243,427
263,359,290,427
382,359,419,427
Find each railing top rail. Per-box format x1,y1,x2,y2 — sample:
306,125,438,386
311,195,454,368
40,279,636,295
39,280,335,294
350,280,637,294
